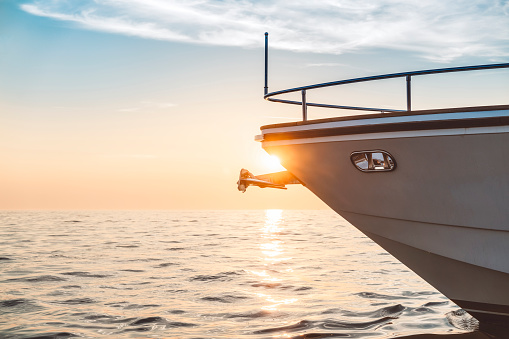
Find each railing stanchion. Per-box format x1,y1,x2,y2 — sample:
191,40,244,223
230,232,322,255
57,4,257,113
261,33,508,116
302,90,308,121
264,32,269,96
406,75,412,111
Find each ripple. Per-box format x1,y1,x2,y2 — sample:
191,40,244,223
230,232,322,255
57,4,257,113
0,298,32,307
61,271,110,278
120,269,145,272
402,291,437,297
100,285,133,290
166,321,197,327
356,292,406,300
410,307,435,314
168,310,186,314
0,298,43,314
423,301,449,307
254,320,313,334
200,295,249,303
58,298,96,305
127,316,195,327
286,333,346,339
0,298,34,308
154,262,178,268
295,286,313,291
321,308,342,315
189,271,242,282
23,332,79,339
321,317,394,330
123,303,161,310
340,304,405,318
130,316,166,325
80,312,137,324
251,282,282,288
226,310,273,319
122,327,150,332
6,275,67,282
166,289,187,293
105,301,129,308
83,314,115,320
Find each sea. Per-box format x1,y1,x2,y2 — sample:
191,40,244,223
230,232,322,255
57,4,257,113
0,210,496,339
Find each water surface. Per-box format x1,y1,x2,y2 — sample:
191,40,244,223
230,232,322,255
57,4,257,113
0,210,489,338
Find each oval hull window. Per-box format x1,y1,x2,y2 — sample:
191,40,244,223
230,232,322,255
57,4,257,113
351,150,396,172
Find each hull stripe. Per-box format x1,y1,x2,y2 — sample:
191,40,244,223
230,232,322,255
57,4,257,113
261,126,509,146
262,116,509,142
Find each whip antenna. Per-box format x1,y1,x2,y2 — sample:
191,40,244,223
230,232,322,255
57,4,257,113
264,32,269,96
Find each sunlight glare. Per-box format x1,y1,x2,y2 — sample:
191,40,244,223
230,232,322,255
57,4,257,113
263,209,283,234
261,154,286,172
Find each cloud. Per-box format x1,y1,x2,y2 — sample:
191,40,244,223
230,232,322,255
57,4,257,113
21,0,509,62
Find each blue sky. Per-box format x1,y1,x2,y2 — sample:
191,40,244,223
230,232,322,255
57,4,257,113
16,0,509,61
1,0,508,209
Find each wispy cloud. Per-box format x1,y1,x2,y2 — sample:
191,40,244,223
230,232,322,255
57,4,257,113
21,0,509,62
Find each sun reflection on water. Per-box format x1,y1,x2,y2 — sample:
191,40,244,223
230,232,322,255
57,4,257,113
252,209,298,312
263,209,284,234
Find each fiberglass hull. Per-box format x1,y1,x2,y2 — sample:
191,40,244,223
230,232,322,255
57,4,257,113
259,107,509,324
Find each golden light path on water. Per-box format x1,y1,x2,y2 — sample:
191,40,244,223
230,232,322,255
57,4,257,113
256,210,298,315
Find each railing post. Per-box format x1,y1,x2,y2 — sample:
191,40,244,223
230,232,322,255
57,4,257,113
406,75,411,111
264,32,269,96
302,90,307,121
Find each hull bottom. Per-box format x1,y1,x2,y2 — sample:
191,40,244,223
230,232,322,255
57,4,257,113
364,231,509,325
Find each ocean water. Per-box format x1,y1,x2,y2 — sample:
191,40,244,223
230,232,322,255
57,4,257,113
0,210,488,338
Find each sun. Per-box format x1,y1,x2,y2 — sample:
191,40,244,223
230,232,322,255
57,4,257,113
263,154,286,172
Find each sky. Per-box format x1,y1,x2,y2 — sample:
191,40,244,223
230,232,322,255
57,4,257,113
1,0,508,210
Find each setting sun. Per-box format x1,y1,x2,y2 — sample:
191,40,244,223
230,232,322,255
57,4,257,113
262,154,286,173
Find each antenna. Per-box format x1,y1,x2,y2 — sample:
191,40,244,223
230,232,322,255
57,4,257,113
264,32,269,96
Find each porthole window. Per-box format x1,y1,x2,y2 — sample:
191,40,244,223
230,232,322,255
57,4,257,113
351,150,396,172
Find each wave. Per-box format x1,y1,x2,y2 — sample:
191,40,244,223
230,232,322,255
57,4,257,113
22,332,79,339
61,272,110,278
189,271,243,282
57,298,96,305
128,316,197,328
6,275,67,282
200,294,250,303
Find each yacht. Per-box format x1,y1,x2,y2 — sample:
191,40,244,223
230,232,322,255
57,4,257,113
240,33,509,325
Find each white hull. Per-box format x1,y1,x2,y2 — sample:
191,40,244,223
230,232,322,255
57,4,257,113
259,107,509,324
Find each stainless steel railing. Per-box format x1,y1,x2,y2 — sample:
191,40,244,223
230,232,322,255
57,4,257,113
263,33,509,121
